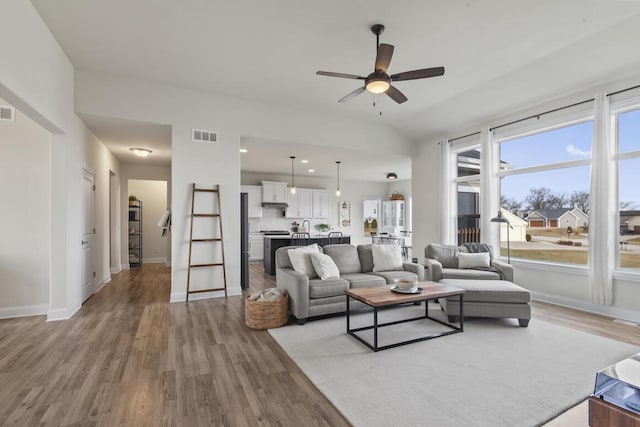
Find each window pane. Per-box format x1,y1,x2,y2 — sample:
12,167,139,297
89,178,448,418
457,149,481,177
619,109,640,154
500,166,590,265
457,179,480,245
500,122,593,169
618,158,640,268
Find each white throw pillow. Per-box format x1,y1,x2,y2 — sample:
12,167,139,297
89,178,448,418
371,244,403,272
287,244,320,278
458,252,491,269
310,252,340,280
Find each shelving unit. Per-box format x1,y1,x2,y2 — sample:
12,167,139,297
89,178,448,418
129,201,142,268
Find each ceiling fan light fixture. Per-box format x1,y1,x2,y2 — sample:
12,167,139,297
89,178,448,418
366,76,390,94
386,172,398,180
130,147,152,157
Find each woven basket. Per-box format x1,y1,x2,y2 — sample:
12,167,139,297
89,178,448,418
245,293,289,330
390,191,404,201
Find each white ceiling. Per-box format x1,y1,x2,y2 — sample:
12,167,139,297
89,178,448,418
31,0,640,173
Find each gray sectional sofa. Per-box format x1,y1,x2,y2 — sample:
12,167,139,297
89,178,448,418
276,243,425,324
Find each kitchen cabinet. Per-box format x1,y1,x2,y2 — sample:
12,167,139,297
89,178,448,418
382,200,405,234
312,190,329,218
262,181,287,203
241,185,263,218
249,234,264,261
285,188,313,218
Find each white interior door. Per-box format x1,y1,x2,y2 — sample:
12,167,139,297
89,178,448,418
81,169,95,302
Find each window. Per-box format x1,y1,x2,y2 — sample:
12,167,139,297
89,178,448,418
455,147,481,244
497,121,593,265
616,108,640,269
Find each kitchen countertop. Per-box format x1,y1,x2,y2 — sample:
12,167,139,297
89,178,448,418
263,234,350,239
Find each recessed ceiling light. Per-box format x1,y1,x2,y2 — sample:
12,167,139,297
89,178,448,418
130,148,152,157
301,160,309,163
308,169,315,173
240,148,248,153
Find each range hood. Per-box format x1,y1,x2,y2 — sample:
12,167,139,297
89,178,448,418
262,202,288,208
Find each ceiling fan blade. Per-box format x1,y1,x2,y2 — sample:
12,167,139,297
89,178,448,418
317,71,366,80
386,85,408,104
375,43,394,73
338,86,366,103
391,66,445,82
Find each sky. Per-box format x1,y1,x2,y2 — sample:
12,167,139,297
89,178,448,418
499,109,640,209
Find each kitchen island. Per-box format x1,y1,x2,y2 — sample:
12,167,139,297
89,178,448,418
263,235,351,275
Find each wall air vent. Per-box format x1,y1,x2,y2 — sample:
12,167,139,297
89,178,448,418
192,128,218,143
0,105,15,122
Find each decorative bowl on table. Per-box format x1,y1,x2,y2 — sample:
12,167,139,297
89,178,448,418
393,278,418,291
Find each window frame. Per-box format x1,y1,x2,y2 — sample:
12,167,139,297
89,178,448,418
611,97,640,276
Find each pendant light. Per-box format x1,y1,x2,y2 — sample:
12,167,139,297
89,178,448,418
335,161,341,197
290,156,296,194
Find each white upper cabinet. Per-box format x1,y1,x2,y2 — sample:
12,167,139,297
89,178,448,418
241,185,263,218
286,188,312,218
261,181,287,203
312,190,329,218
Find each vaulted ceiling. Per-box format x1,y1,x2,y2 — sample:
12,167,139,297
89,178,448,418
31,0,640,174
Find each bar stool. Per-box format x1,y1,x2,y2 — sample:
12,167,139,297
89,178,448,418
291,232,310,246
328,231,343,245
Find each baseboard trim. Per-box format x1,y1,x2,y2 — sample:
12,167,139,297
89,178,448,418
110,266,121,274
532,291,640,323
143,257,167,263
47,302,81,322
0,304,48,319
170,288,242,303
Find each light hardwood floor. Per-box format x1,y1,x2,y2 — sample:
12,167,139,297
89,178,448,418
0,262,638,426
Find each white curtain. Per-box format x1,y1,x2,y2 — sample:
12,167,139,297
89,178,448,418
439,140,453,244
480,128,499,251
588,92,616,305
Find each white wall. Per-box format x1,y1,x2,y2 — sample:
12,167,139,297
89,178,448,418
0,100,50,317
1,1,120,320
128,179,169,263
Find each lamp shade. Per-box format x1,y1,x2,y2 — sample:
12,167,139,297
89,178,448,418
490,211,509,223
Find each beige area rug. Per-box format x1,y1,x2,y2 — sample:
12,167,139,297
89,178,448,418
269,304,638,427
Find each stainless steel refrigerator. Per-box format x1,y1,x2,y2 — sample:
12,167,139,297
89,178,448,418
240,192,249,289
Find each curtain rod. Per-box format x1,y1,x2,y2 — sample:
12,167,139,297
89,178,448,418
607,83,640,98
447,131,481,143
489,98,594,132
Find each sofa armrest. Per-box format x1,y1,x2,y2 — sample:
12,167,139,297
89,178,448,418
276,267,310,320
491,259,514,282
423,258,443,282
402,262,425,281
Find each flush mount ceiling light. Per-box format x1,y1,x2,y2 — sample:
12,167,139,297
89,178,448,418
239,148,248,153
386,172,398,180
301,159,309,164
290,156,296,194
130,148,152,157
308,169,315,173
335,161,341,197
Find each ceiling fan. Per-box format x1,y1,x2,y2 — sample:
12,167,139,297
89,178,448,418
317,24,445,104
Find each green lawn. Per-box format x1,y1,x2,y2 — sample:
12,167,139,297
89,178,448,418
501,248,640,268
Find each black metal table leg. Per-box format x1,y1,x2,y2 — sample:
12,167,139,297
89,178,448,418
373,308,378,352
459,293,464,332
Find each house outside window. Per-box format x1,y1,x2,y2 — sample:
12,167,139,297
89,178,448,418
614,106,640,270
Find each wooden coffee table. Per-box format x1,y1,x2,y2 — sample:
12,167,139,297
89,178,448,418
345,282,464,352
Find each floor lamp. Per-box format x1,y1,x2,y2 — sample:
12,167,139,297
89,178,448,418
491,211,513,263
